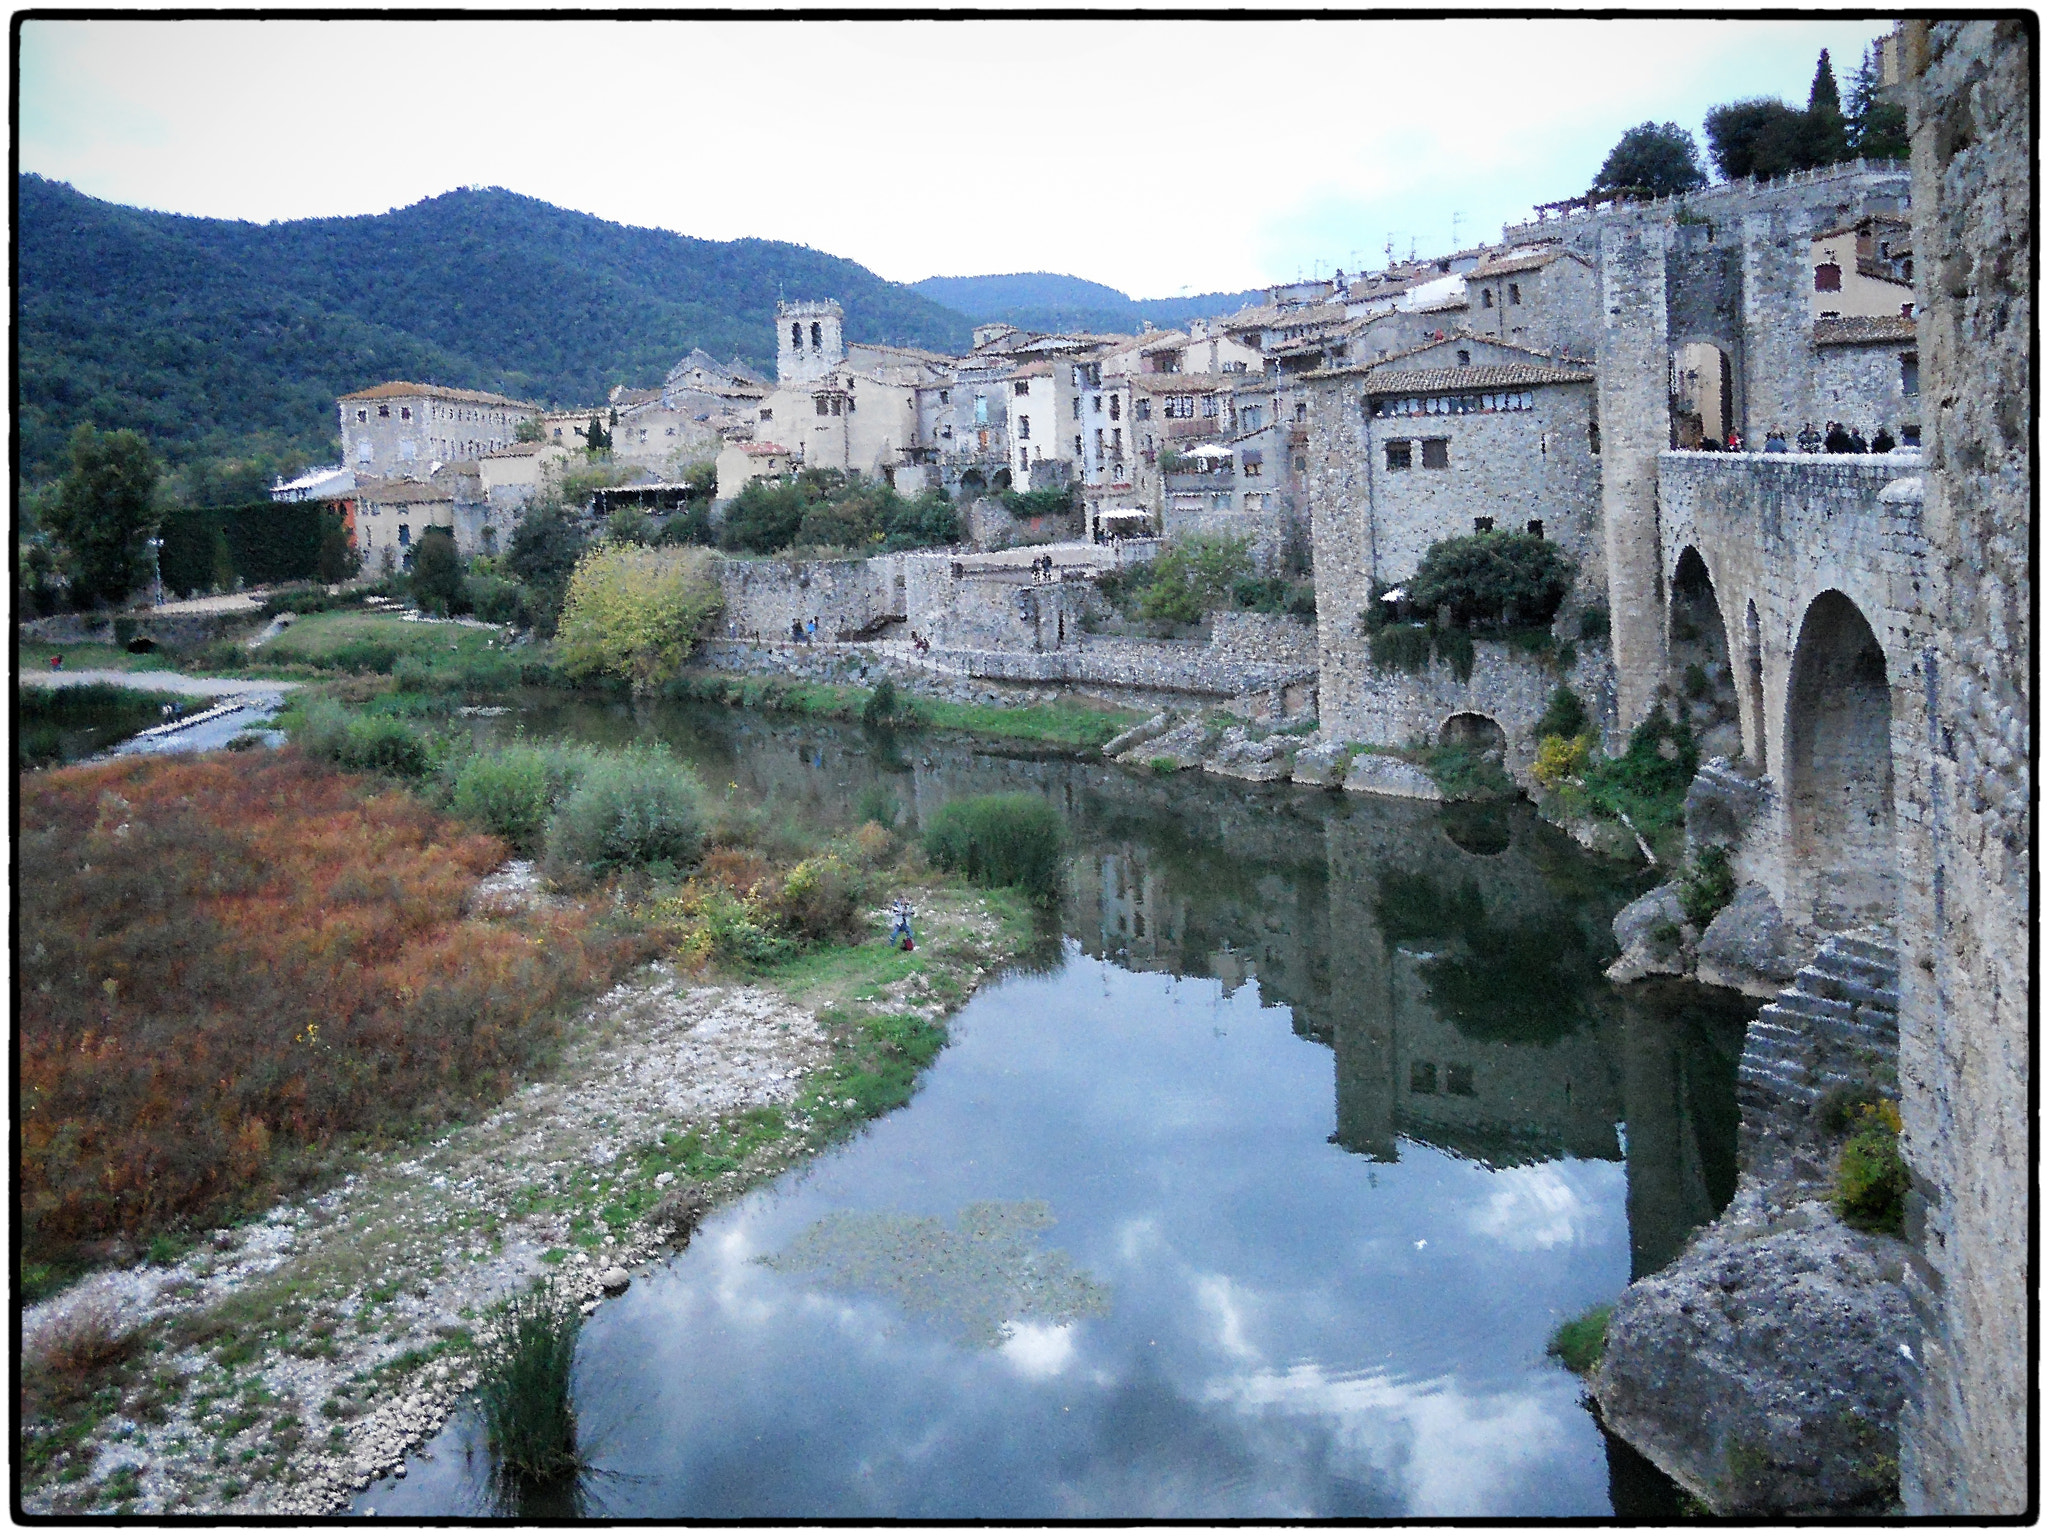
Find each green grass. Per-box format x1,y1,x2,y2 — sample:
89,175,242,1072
19,640,178,674
259,610,504,671
923,793,1066,900
665,670,1138,751
1547,1302,1613,1375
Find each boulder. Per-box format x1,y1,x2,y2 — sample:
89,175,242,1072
1605,882,1689,983
1695,883,1802,997
1100,711,1174,759
1696,719,1745,762
1206,728,1292,783
1118,716,1214,770
1289,741,1352,787
1592,1186,1912,1515
1341,753,1441,801
597,1266,631,1294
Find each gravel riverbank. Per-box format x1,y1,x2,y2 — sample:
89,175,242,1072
19,878,1031,1516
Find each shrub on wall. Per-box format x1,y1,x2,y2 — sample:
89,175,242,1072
1406,531,1577,631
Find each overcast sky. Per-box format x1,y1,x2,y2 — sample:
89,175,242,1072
20,16,1893,299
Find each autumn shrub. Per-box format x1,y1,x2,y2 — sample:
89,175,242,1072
291,698,433,778
1835,1099,1908,1234
18,753,658,1264
773,854,868,944
1532,733,1593,790
555,543,724,691
542,746,705,883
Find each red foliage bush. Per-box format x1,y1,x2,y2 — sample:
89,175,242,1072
19,751,659,1260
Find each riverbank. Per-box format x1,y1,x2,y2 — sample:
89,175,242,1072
19,875,1040,1516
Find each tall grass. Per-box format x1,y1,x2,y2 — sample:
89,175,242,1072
922,793,1065,901
477,1286,583,1483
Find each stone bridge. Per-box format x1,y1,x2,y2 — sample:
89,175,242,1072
1642,450,1930,943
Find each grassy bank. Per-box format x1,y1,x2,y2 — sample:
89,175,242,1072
665,670,1140,752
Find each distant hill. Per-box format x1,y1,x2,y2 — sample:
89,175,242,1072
910,271,1265,338
15,176,976,488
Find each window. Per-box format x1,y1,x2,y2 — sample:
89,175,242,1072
974,394,989,425
1093,395,1103,414
1136,399,1152,420
1508,283,1522,305
978,429,989,450
810,321,822,348
665,427,676,437
398,524,411,546
1410,1061,1437,1094
1244,457,1262,477
378,404,391,418
1445,1063,1476,1096
791,323,803,349
481,527,497,556
816,396,830,416
1112,428,1122,452
1589,415,1601,455
1527,519,1545,539
1385,441,1413,471
831,397,843,416
1014,380,1031,397
1901,353,1920,397
1018,415,1030,440
1456,349,1471,366
1094,428,1104,454
1076,436,1084,458
1474,516,1494,533
637,429,648,442
1421,438,1450,469
356,409,368,423
1072,396,1082,420
1242,406,1263,432
1903,424,1922,446
400,406,412,420
939,389,950,405
1481,288,1494,308
1814,262,1843,292
1109,395,1121,421
1201,394,1219,417
1295,402,1308,422
759,408,772,422
552,427,563,439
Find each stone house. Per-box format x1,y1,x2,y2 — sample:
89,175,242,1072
1808,315,1921,443
338,382,541,477
714,439,796,502
353,476,455,571
1462,245,1599,356
1809,213,1915,319
478,441,571,516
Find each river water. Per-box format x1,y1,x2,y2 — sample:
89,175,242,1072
360,698,1753,1519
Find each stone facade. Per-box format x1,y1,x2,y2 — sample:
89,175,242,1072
337,382,540,477
1810,323,1922,442
1892,18,2031,1516
712,555,894,643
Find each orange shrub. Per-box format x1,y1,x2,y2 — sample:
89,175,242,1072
18,751,661,1261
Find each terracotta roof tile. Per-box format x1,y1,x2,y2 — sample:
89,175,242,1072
1813,315,1917,346
338,381,541,409
1308,358,1595,391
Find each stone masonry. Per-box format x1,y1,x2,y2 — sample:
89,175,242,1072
1893,19,2031,1516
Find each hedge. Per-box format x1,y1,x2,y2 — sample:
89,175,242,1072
159,500,345,597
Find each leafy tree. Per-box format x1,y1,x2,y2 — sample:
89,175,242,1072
1591,122,1707,198
556,544,725,690
1704,50,1860,182
317,511,361,584
514,417,544,443
720,477,808,554
1137,534,1255,624
505,504,592,636
45,425,161,605
1405,531,1576,631
408,527,465,615
1847,42,1910,161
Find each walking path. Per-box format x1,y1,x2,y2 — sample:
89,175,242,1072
18,668,302,696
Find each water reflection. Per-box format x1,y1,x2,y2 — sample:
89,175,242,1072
364,696,1754,1518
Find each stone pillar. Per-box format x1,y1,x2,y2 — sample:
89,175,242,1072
1597,217,1672,729
1740,208,1822,443
1894,18,2032,1517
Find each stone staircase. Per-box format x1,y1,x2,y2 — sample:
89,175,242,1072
1737,930,1900,1142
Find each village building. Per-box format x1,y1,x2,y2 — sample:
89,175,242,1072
352,476,455,571
477,440,571,515
1809,213,1915,319
337,382,541,475
714,439,796,501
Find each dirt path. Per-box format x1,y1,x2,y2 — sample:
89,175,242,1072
17,669,301,696
19,878,1029,1517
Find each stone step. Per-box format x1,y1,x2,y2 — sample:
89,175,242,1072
1828,933,1898,966
1806,951,1900,989
1737,1064,1820,1104
1796,970,1900,1011
1779,987,1860,1024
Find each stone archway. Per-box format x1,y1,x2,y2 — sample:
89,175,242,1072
1439,712,1507,761
1785,590,1895,933
1671,342,1733,448
958,469,987,495
1669,547,1740,760
991,467,1014,492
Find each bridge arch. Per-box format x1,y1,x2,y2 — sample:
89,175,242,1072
1667,547,1742,760
1439,712,1507,762
1784,590,1895,933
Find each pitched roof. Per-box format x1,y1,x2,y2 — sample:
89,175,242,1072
1813,314,1917,346
740,441,792,457
338,381,540,409
356,477,455,502
1308,356,1595,391
1130,373,1227,394
1468,246,1589,279
1221,300,1349,333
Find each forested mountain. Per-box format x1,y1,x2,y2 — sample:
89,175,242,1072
910,271,1264,338
16,176,976,489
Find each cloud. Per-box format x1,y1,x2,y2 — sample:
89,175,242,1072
1466,1162,1610,1251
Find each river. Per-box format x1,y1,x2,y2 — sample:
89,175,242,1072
357,696,1753,1519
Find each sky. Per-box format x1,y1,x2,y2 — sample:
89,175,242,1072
19,16,1894,300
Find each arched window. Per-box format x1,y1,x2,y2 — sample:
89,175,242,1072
791,323,802,349
811,322,822,349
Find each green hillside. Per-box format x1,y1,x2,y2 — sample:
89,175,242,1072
910,271,1264,338
16,176,976,490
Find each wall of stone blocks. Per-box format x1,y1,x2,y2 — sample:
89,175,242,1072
1808,343,1922,440
713,556,890,642
1892,18,2032,1517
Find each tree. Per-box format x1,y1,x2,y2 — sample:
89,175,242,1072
506,504,591,636
1847,42,1910,161
1591,122,1707,198
1705,99,1802,179
1405,531,1576,630
1138,534,1255,624
45,425,161,605
555,544,725,690
408,527,465,615
316,509,360,584
584,414,611,454
1704,50,1859,182
514,417,544,443
1804,49,1850,164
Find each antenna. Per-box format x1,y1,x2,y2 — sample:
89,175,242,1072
1384,235,1396,268
1450,210,1465,249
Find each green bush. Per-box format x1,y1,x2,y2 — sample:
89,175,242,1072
861,678,902,728
772,854,867,944
1407,531,1577,630
1547,1303,1613,1375
1683,661,1713,699
291,701,432,779
477,1287,582,1483
466,572,529,627
922,793,1065,901
1579,605,1611,641
326,638,401,674
452,747,556,853
1580,704,1698,842
1001,486,1076,520
1677,844,1737,928
1138,535,1255,624
1433,625,1476,683
555,544,724,691
1370,624,1433,674
1535,685,1589,741
409,528,466,616
1835,1100,1908,1234
543,747,704,881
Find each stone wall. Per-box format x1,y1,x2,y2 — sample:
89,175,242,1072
1894,18,2031,1516
1318,633,1619,790
713,555,892,643
1810,340,1922,441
